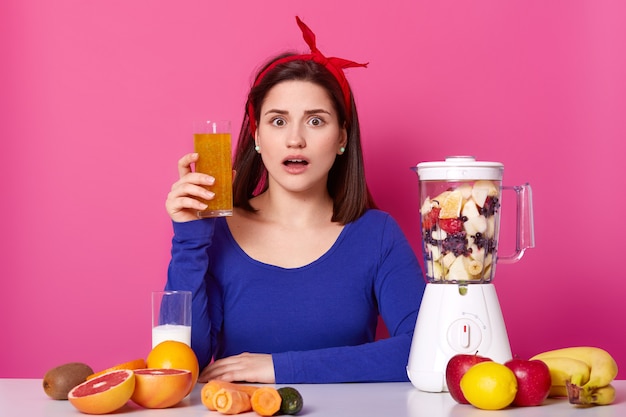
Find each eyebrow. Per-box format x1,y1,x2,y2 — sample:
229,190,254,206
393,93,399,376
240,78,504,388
263,108,332,116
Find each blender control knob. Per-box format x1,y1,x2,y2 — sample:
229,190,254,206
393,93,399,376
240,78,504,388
460,323,470,348
447,318,482,353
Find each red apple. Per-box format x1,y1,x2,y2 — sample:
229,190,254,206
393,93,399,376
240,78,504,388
505,358,552,406
445,353,493,404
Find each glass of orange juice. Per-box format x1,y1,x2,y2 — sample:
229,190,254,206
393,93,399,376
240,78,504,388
193,120,233,218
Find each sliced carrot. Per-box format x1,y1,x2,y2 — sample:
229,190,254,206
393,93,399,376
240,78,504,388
201,380,259,410
212,388,252,415
251,386,282,416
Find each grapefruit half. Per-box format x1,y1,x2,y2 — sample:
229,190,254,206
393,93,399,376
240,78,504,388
147,341,199,395
68,369,135,414
131,368,193,408
86,358,146,380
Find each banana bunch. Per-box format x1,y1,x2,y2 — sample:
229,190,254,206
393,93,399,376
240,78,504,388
530,346,618,406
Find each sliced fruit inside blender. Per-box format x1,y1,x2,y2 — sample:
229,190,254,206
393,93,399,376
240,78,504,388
422,181,500,282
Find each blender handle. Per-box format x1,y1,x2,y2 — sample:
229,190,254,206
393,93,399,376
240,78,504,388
497,183,535,264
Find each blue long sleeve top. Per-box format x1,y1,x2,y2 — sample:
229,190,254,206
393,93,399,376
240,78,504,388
166,209,425,383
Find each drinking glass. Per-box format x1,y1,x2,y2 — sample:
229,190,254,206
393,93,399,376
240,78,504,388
193,120,233,218
151,290,192,348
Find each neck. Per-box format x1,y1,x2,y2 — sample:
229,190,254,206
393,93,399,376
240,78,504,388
252,186,334,228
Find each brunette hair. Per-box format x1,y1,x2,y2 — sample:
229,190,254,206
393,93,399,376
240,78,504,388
232,53,376,224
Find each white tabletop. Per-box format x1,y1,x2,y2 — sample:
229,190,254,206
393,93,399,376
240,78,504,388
1,379,624,416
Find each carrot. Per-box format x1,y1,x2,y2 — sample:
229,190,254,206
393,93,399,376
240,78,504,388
212,388,252,415
201,380,259,411
251,386,282,416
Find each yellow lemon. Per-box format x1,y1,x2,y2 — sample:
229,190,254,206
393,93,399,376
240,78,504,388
460,362,518,410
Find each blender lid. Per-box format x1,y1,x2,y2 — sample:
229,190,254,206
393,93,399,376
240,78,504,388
416,156,503,181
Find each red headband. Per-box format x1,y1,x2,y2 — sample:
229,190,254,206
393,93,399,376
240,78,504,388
248,16,368,136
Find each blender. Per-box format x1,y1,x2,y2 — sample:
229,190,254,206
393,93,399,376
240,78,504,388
406,156,534,392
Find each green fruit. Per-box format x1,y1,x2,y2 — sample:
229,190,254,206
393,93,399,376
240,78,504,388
278,386,303,415
43,362,94,400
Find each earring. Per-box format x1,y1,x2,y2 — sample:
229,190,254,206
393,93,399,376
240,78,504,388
255,145,261,153
339,146,346,154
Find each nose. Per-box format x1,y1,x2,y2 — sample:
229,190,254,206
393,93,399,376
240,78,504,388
286,125,306,149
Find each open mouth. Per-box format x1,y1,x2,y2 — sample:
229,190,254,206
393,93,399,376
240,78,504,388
283,159,309,166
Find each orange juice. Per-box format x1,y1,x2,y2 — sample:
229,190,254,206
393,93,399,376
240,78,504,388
194,132,233,217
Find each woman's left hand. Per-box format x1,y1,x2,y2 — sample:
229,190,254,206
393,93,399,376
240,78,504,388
198,352,275,383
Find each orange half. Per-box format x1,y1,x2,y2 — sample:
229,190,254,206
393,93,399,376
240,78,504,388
87,358,147,380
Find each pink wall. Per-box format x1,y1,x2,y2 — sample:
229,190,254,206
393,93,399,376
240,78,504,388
2,1,625,379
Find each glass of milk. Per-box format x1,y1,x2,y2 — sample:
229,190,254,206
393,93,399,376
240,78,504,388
152,290,192,348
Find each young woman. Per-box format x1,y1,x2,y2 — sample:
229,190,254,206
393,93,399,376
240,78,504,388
165,17,425,384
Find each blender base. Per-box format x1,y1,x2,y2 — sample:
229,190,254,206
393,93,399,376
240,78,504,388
406,283,512,392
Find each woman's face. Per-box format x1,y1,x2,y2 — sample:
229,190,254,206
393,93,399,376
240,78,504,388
255,80,347,196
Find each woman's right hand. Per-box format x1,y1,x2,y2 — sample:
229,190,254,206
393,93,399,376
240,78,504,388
165,153,215,223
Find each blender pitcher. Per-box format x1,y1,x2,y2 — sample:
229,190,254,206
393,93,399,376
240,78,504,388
416,156,534,284
406,156,534,392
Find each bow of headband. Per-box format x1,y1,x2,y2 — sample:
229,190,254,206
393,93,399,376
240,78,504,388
248,16,368,136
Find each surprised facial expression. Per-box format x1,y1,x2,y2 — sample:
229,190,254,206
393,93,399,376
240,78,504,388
255,80,347,195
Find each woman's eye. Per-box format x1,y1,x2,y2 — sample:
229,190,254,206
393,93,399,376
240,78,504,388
308,117,324,126
270,117,286,127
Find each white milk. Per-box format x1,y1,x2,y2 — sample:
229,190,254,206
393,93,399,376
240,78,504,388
152,324,191,348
